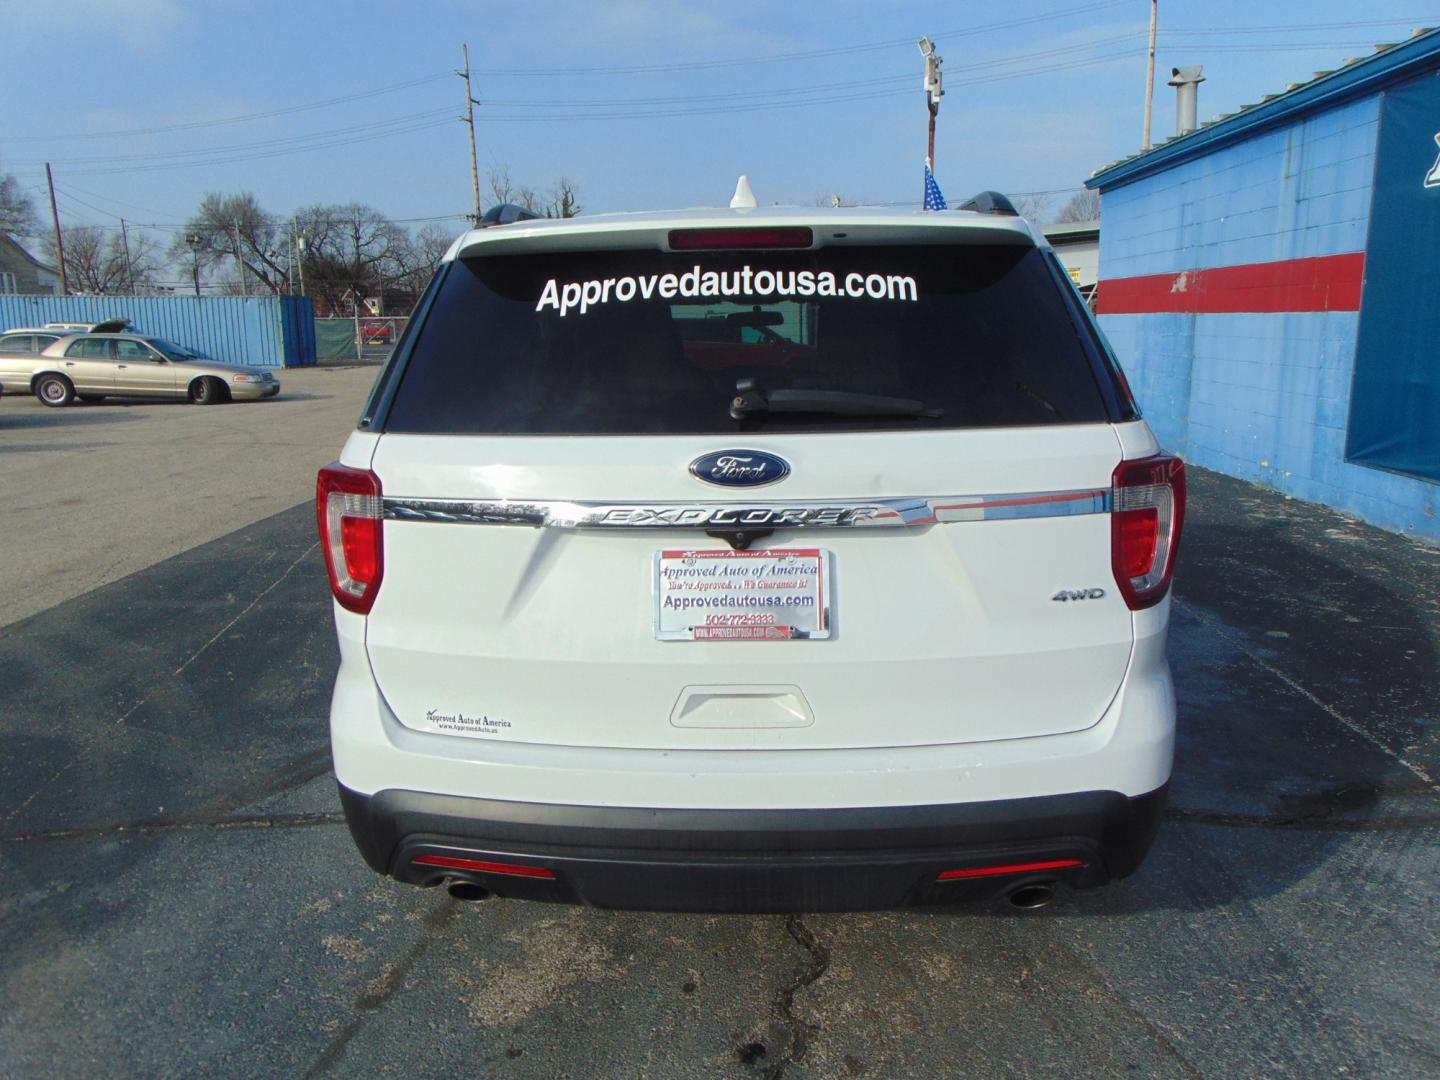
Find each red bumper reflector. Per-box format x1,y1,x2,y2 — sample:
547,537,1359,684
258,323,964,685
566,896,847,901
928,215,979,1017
412,854,557,879
937,858,1085,881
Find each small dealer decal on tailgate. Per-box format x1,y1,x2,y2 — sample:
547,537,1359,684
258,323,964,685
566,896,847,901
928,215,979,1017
425,709,513,736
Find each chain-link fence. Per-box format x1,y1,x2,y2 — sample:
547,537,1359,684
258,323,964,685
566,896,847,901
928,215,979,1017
315,316,409,362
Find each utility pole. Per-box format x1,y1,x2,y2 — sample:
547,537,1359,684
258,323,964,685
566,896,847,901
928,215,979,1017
295,225,307,299
917,37,944,169
353,217,363,360
120,218,135,293
186,232,203,296
459,43,483,223
1143,0,1158,150
233,220,248,296
45,163,68,295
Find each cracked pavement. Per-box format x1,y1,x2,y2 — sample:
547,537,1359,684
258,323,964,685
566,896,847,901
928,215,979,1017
0,418,1437,1075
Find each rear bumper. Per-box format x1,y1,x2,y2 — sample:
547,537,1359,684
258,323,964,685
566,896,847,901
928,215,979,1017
338,782,1168,913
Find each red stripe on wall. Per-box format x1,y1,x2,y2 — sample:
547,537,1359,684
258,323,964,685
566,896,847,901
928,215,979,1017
1095,252,1366,315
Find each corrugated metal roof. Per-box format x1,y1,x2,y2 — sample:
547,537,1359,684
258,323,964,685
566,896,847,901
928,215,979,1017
1088,26,1440,191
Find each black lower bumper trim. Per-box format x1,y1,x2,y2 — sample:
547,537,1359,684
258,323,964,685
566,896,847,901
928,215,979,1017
338,783,1167,913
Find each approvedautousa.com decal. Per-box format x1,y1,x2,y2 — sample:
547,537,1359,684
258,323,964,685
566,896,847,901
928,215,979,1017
535,264,919,316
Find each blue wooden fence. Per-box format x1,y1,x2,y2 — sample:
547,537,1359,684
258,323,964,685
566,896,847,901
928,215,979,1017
0,295,316,368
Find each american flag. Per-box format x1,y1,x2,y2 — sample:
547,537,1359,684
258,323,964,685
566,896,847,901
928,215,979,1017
923,163,947,211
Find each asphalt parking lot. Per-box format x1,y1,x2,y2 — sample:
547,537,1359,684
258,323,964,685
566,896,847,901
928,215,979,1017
1,379,1437,1078
0,364,382,629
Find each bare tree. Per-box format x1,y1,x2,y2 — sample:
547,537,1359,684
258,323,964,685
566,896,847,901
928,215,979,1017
293,202,410,313
487,165,582,218
486,165,517,208
171,192,288,293
1009,193,1054,224
487,165,539,213
42,224,161,294
1,167,37,238
548,177,582,219
1054,189,1101,223
389,223,455,301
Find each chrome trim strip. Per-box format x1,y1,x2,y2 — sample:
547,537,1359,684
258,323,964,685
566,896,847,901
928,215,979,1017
383,488,1112,528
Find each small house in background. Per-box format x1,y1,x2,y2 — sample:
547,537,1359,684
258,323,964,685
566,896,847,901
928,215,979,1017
1043,220,1099,307
0,235,62,295
1088,27,1440,543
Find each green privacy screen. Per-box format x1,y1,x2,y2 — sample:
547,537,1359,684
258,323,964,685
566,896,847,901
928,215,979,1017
315,319,359,359
1346,71,1440,482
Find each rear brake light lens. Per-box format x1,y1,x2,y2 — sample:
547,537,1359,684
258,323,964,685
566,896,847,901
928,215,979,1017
317,463,383,614
1111,453,1186,610
668,226,813,251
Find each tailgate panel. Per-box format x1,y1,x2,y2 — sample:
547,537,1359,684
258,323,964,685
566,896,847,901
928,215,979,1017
364,429,1133,751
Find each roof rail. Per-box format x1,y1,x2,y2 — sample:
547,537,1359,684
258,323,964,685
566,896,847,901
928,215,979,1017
955,191,1019,216
477,203,543,228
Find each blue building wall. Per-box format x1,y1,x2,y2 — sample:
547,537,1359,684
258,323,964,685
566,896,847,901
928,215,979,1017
1100,96,1380,278
1096,93,1440,542
0,295,316,368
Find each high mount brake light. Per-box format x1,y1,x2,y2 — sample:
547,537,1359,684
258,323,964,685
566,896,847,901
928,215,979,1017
317,463,383,614
1111,453,1186,610
667,227,814,251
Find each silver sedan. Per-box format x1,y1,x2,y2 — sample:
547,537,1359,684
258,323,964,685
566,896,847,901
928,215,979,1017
3,333,280,406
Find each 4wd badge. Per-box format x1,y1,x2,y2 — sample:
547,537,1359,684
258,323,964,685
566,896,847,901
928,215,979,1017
1052,588,1106,602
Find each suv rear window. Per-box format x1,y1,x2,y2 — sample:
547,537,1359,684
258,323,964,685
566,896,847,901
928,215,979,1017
383,244,1113,435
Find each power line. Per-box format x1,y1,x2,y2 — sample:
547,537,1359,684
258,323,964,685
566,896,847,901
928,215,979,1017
470,0,1134,75
32,33,1148,171
14,108,456,167
1161,17,1437,36
51,188,118,223
471,50,1146,123
1,71,453,142
49,182,182,219
474,33,1146,110
1156,40,1407,53
16,16,1424,179
31,37,1146,175
62,117,455,176
456,35,1425,123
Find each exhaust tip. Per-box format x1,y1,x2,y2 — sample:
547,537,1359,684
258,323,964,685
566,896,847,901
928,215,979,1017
1007,883,1055,910
446,880,492,902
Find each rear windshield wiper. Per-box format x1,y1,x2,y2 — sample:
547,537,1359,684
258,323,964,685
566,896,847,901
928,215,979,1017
730,378,943,420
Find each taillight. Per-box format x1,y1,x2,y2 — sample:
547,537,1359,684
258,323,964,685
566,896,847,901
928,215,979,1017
317,463,383,614
1111,453,1186,610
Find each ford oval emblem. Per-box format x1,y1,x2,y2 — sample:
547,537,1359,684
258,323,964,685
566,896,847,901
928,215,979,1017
689,449,791,488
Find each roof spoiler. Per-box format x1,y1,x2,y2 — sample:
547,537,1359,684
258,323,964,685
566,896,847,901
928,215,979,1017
477,203,544,228
955,191,1019,216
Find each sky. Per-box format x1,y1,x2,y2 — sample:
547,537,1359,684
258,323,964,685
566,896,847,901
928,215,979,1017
3,0,1438,276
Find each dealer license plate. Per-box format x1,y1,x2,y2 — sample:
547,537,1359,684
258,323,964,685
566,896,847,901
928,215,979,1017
654,548,832,641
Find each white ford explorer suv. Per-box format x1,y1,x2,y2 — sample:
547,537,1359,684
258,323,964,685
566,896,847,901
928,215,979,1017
319,188,1184,912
